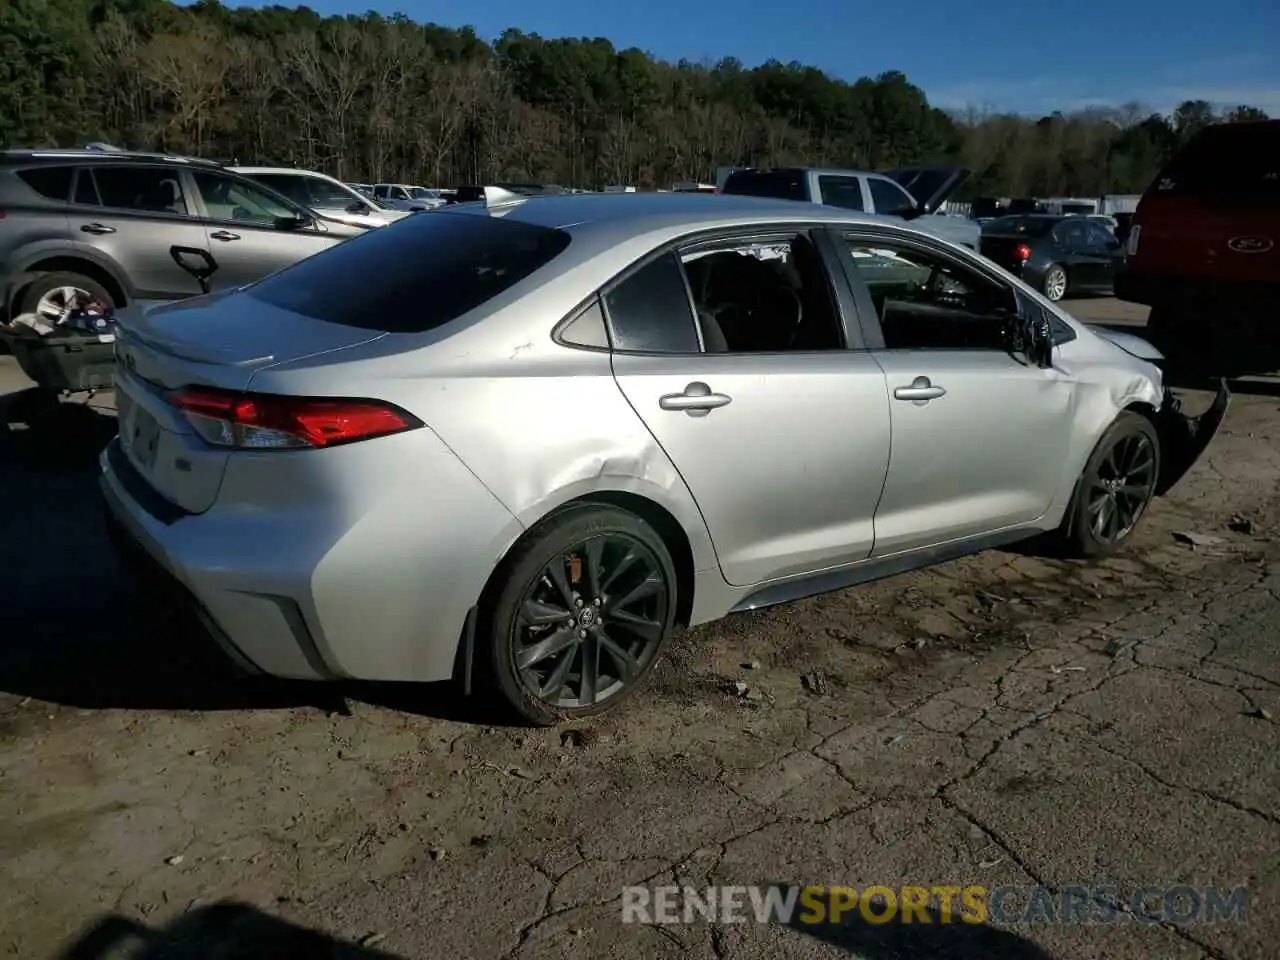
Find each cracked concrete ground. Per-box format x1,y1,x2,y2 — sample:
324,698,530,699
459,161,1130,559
2,299,1279,959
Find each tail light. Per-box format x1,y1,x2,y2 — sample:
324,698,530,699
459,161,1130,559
1015,243,1032,261
165,386,422,450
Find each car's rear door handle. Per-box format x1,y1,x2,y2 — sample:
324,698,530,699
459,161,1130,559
210,230,240,242
893,376,946,404
80,222,116,235
659,382,732,417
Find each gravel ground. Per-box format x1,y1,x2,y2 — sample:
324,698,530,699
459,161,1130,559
2,298,1279,959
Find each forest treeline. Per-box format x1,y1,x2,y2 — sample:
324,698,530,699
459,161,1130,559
1,0,1270,195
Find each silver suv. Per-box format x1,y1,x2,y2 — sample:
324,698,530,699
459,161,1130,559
0,149,365,321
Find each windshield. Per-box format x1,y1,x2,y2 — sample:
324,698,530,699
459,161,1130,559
408,187,437,200
246,211,572,332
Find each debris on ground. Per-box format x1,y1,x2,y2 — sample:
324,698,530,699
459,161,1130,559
430,847,447,861
802,670,829,696
1049,664,1086,675
560,728,598,749
164,855,184,866
1173,530,1226,548
359,932,387,947
1105,639,1136,659
742,660,762,671
1229,516,1256,535
732,680,749,697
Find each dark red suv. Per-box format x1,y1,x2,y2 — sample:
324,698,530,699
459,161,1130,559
1116,119,1279,354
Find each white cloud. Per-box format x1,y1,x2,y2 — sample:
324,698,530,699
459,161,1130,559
928,78,1280,119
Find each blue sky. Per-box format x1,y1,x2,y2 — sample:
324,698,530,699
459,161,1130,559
223,0,1280,116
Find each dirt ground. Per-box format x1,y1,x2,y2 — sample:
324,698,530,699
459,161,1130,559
1,299,1279,959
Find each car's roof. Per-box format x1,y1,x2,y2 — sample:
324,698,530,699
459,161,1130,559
440,192,935,257
729,165,897,180
0,148,222,168
231,166,338,178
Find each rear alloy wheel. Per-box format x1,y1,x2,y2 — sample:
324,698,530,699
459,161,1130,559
1042,264,1068,302
17,271,116,322
1066,412,1160,557
484,505,677,725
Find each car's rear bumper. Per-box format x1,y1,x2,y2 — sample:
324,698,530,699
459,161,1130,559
99,424,523,684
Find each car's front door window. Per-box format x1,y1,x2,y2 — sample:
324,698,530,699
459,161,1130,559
842,240,1017,351
193,172,297,225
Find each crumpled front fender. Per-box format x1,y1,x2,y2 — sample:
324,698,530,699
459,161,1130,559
1154,378,1231,496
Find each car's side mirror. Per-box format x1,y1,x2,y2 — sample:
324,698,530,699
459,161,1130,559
274,213,314,231
1021,308,1054,368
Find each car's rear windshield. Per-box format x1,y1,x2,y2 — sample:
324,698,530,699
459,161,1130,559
722,170,808,202
1158,121,1280,200
246,212,571,332
983,216,1058,237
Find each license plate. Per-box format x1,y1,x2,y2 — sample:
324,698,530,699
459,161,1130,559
121,398,161,472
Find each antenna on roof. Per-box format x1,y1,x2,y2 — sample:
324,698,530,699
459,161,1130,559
482,185,526,208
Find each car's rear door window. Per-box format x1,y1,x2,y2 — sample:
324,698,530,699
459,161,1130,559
92,166,190,215
817,175,865,211
246,211,572,333
868,177,916,217
15,166,73,201
603,253,701,353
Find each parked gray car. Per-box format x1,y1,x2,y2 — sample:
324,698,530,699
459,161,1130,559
722,165,981,249
0,149,365,323
101,191,1227,725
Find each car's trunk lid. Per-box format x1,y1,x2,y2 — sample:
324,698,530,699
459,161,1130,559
111,291,386,514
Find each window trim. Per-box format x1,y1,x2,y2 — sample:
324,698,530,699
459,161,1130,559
596,222,868,357
837,226,1029,354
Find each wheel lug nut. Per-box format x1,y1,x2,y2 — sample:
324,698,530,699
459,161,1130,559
593,598,601,606
575,598,584,607
579,629,587,638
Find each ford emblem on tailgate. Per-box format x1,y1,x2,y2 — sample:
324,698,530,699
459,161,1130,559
1226,236,1274,253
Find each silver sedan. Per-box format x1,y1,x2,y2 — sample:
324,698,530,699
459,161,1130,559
100,191,1228,725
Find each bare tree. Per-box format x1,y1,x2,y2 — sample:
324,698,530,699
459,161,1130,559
141,24,230,154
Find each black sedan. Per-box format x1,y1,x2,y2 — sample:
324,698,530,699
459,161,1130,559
979,215,1125,302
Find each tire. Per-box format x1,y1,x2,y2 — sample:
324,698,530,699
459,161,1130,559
1062,412,1161,558
480,504,678,726
16,271,117,322
1042,264,1068,302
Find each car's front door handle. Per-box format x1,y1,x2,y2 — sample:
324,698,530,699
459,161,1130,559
659,382,732,417
210,230,241,242
80,222,116,235
894,376,946,404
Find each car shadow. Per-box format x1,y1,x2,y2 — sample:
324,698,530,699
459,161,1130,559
0,396,492,724
774,891,1054,959
57,903,404,959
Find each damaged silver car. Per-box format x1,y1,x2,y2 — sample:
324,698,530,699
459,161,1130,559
100,190,1229,725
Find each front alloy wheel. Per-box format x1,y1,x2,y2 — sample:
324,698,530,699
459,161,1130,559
485,506,677,725
1043,265,1068,302
1069,412,1160,556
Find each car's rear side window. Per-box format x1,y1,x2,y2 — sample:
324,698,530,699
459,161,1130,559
15,166,74,201
246,211,571,332
722,170,808,202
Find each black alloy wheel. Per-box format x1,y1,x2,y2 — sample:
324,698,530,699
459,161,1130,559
485,506,677,725
1069,412,1160,556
